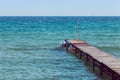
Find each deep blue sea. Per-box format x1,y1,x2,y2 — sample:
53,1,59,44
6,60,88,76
1,16,120,80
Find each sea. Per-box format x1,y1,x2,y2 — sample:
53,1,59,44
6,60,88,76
0,16,120,80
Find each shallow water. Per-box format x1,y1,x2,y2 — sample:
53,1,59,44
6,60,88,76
0,16,120,80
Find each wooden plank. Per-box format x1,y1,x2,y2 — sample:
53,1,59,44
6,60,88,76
69,40,87,44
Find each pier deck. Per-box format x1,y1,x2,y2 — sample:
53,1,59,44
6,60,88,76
65,39,120,80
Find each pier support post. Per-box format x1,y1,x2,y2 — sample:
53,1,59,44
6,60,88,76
92,59,95,71
100,63,104,75
79,50,82,59
112,74,115,80
75,47,78,55
86,54,89,62
111,72,117,80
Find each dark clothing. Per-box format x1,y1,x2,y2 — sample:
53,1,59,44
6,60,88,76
65,39,70,47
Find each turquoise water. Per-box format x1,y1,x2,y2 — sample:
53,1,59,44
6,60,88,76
1,16,120,80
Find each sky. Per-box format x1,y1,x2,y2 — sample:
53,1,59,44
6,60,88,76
0,0,120,16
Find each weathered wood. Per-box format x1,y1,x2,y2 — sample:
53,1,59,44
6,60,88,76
65,39,120,80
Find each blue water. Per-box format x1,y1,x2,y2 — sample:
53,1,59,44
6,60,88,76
1,16,120,80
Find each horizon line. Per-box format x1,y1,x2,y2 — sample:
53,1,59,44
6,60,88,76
0,16,120,17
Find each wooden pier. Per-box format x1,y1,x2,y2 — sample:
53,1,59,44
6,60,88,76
64,39,120,80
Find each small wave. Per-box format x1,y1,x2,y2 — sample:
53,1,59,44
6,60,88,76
97,46,120,50
7,47,51,51
7,46,64,51
52,46,64,50
8,47,40,51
